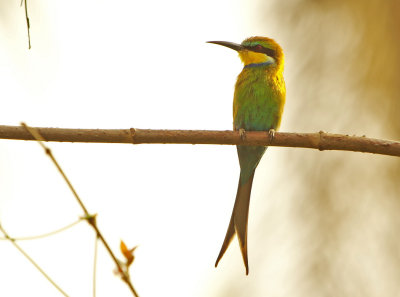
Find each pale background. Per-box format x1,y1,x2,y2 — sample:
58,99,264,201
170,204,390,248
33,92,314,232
1,0,400,296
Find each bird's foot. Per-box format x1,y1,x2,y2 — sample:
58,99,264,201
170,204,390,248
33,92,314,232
268,129,275,144
239,128,246,141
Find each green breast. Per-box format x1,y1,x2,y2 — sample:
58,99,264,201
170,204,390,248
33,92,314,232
233,66,285,131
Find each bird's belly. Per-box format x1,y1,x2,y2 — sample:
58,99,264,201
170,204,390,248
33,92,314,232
233,94,283,131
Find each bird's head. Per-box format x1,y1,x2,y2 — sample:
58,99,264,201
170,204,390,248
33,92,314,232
207,36,284,70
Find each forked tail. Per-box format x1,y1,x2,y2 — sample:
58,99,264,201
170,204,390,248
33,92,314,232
215,171,255,275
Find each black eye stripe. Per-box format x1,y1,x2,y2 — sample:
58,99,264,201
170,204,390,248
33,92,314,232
245,45,276,57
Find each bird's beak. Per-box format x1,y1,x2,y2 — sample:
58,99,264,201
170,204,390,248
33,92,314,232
207,41,243,52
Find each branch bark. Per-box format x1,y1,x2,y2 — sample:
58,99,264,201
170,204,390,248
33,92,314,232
0,125,399,157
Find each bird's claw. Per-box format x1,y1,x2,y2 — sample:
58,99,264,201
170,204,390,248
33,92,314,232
268,129,275,144
239,128,246,141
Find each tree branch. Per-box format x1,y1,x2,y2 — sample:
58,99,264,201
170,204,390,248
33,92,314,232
0,125,399,157
0,223,69,296
20,123,140,297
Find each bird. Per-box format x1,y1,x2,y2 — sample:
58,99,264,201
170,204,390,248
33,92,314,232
207,37,285,275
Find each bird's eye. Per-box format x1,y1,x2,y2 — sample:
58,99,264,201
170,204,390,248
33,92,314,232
255,44,263,50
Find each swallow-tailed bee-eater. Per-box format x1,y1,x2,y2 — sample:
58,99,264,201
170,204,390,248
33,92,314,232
208,37,285,274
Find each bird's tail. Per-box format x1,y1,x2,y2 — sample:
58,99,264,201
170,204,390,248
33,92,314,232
215,170,255,275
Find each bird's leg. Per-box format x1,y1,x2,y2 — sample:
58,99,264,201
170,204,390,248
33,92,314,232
268,129,275,144
239,128,246,141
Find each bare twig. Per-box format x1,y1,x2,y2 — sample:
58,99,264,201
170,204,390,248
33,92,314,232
21,123,140,297
20,0,31,49
0,125,399,157
0,219,82,241
92,235,99,297
0,222,69,297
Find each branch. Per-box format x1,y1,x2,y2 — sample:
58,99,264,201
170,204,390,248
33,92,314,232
20,0,31,49
0,125,399,157
0,219,82,241
0,223,69,296
21,123,140,297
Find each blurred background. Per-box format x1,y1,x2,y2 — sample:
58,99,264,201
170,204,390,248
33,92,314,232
1,0,400,296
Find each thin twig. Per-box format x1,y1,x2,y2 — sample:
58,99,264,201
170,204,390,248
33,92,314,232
92,235,98,297
21,122,140,297
21,123,90,215
0,125,399,157
21,0,31,49
0,222,69,297
0,219,82,241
